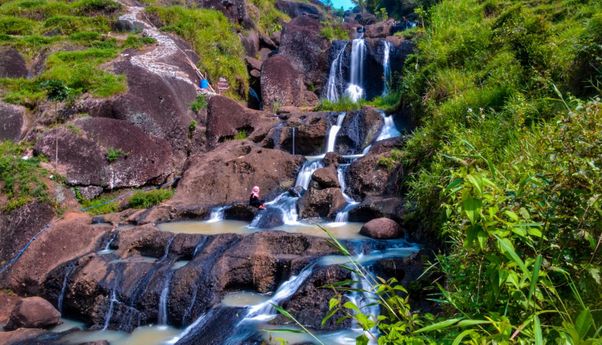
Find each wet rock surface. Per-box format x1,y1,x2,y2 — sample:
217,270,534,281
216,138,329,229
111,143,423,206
270,111,333,155
336,108,384,154
299,185,346,219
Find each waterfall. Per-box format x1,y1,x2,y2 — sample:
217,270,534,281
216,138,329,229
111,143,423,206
295,159,324,190
158,269,175,325
382,41,391,96
349,269,380,344
57,263,76,313
327,112,346,153
192,236,208,257
207,206,226,223
375,111,401,142
291,127,296,155
345,38,366,102
99,231,117,255
325,42,349,102
333,165,360,223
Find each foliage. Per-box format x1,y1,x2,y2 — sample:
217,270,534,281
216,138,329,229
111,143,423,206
80,194,119,215
105,147,125,163
0,141,49,211
316,97,364,112
234,129,248,140
190,94,207,113
147,6,248,97
320,20,349,41
127,189,173,208
248,0,289,35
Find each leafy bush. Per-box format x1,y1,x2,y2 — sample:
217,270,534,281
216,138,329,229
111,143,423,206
320,21,349,41
105,147,124,163
234,130,248,140
127,189,173,208
147,6,248,97
190,94,207,112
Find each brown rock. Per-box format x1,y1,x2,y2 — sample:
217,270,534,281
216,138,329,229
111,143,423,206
205,95,277,147
359,217,403,239
34,117,174,189
0,47,27,78
245,56,263,71
260,55,306,109
273,112,332,155
336,107,384,154
0,328,46,345
4,297,61,330
172,140,303,207
276,0,323,19
0,291,21,325
312,166,339,188
365,19,395,38
241,31,260,57
0,101,26,141
279,16,331,91
299,186,346,219
348,196,404,224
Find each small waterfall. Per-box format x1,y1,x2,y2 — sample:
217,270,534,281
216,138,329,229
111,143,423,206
325,42,349,102
158,269,175,325
160,236,175,261
291,127,296,155
334,165,360,223
165,309,214,345
375,111,401,142
250,192,299,227
192,236,209,257
327,112,347,152
57,263,77,313
348,270,380,344
102,262,125,331
99,231,117,255
206,206,226,223
382,41,391,96
295,159,324,190
346,38,366,102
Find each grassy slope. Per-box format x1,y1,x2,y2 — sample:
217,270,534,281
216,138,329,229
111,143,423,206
373,0,602,343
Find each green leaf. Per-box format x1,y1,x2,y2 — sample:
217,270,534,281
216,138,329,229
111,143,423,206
328,297,339,310
504,210,519,222
415,318,462,333
495,235,528,274
576,308,593,339
452,329,476,345
457,319,492,327
463,197,482,224
528,255,543,302
356,334,369,345
466,175,482,195
343,301,360,313
534,315,543,345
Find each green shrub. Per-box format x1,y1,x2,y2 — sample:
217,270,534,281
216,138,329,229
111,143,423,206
320,21,349,41
234,129,248,140
190,94,207,112
127,189,174,208
81,195,119,215
316,97,363,112
105,147,125,163
146,6,248,97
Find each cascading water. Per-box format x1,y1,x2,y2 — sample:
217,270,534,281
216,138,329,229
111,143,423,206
382,41,391,96
375,111,401,142
334,164,360,223
57,263,77,313
345,38,367,102
295,159,324,190
158,269,175,325
325,42,349,102
327,112,347,152
206,206,226,223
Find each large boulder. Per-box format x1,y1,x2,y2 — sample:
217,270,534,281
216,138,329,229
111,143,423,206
4,297,61,331
171,140,303,208
276,0,323,19
2,212,108,295
0,202,55,277
260,55,307,109
365,19,395,38
348,196,404,224
359,217,403,239
193,0,252,27
0,47,28,78
347,137,404,199
336,108,384,154
312,166,339,188
34,117,174,189
0,101,26,141
206,95,277,148
0,291,21,325
264,111,333,155
279,16,331,92
298,185,346,219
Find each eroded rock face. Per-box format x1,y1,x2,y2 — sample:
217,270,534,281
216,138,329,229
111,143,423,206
276,0,323,19
348,196,404,224
0,47,28,78
299,184,346,219
359,217,403,239
4,297,61,331
279,16,331,92
260,55,307,109
365,19,395,38
347,137,404,199
172,140,303,208
206,95,277,148
336,108,384,154
0,101,26,141
270,111,333,155
34,117,174,189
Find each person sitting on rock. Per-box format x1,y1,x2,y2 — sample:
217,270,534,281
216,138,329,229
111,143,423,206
249,186,265,209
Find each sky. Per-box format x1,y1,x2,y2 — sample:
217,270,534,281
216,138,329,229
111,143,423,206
322,0,356,11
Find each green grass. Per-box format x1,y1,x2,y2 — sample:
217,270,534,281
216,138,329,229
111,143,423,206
315,97,364,112
248,0,289,35
234,129,248,140
127,189,173,208
0,141,50,211
190,94,207,113
105,147,125,163
320,20,349,41
147,6,248,97
80,194,119,215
